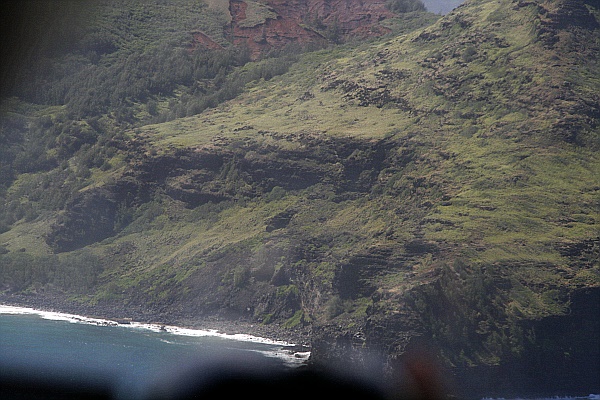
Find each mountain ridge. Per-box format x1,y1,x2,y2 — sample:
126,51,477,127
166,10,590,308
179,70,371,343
0,0,598,397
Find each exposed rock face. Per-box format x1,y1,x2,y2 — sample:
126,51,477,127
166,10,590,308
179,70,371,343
535,0,600,48
190,31,225,50
46,134,404,252
228,0,395,57
305,0,396,32
46,177,150,252
449,287,600,399
46,188,120,252
310,267,600,399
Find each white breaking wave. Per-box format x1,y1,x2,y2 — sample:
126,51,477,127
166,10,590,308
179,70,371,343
247,349,311,367
0,304,309,364
0,304,118,326
165,325,293,347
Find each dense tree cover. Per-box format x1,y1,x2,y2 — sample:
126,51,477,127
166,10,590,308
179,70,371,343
11,39,252,121
0,249,103,293
386,0,427,13
1,0,304,125
150,48,300,122
0,0,309,235
0,100,122,233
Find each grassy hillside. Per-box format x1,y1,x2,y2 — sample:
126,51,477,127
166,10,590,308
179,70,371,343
121,0,598,297
0,0,598,397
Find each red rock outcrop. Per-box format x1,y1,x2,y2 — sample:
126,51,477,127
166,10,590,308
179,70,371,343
227,0,397,58
190,31,225,51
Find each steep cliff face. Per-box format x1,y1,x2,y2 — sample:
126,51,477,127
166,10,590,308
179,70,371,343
228,0,396,57
1,0,599,397
46,134,400,252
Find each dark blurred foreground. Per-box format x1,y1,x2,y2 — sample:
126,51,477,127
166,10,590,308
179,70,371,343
1,349,452,400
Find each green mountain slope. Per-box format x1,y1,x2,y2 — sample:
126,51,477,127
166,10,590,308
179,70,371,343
0,0,598,397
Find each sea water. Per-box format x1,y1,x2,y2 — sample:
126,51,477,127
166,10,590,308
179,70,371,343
2,305,597,400
0,305,309,398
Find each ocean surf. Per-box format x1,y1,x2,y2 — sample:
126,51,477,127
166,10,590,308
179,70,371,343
0,304,310,398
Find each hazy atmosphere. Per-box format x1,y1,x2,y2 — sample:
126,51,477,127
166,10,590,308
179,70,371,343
422,0,465,14
0,0,598,399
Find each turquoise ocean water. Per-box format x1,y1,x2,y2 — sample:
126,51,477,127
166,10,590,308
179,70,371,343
0,305,308,398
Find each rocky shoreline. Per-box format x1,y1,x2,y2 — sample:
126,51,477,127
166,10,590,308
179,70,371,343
0,293,312,351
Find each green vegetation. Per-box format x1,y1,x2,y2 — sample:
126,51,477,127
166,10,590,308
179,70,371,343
386,0,427,13
0,0,598,389
0,249,103,294
238,1,277,28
